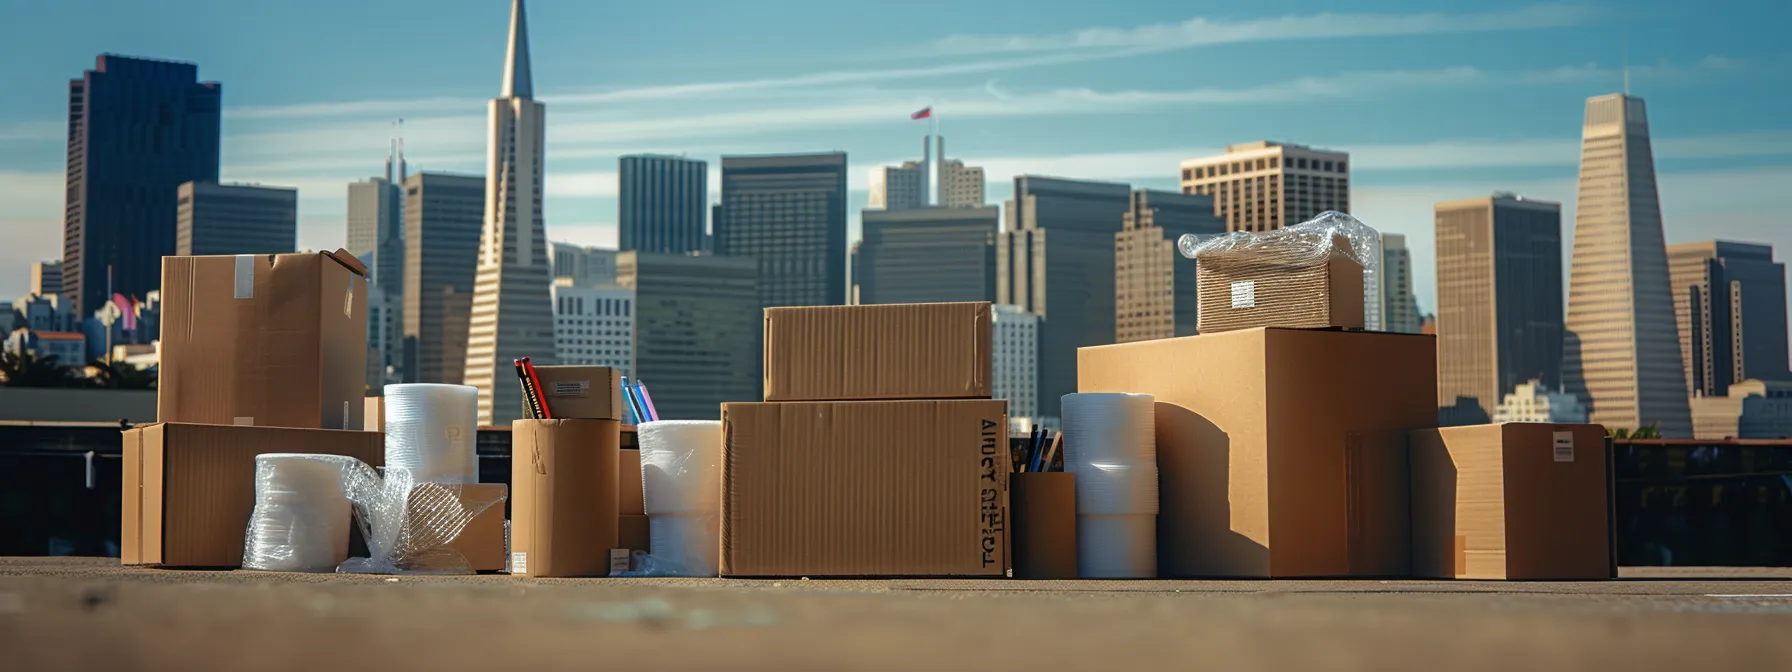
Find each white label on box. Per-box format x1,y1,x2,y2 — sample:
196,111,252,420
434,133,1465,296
550,380,590,397
1231,280,1256,308
1553,431,1574,462
233,255,255,299
510,552,527,575
343,275,355,317
609,548,631,575
233,417,254,426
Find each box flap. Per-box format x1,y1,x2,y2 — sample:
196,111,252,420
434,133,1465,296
323,248,370,277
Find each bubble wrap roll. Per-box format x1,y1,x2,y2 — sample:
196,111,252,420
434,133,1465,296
638,420,721,516
243,454,358,572
646,513,720,577
383,384,478,484
1076,514,1157,579
1061,393,1159,515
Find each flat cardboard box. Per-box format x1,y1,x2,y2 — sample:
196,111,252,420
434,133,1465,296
159,250,370,430
1078,328,1436,578
1410,423,1614,580
431,483,508,572
619,514,649,555
364,396,385,432
1195,235,1364,334
620,448,644,515
533,366,623,420
510,419,620,578
120,423,382,568
720,399,1008,577
764,302,992,401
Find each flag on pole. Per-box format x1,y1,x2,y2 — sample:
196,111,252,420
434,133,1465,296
111,293,136,332
910,106,932,120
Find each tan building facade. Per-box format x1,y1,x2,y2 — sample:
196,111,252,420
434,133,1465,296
1178,141,1350,233
1114,190,1224,343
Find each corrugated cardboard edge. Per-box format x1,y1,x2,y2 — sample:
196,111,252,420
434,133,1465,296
322,248,370,277
120,427,144,565
142,424,168,565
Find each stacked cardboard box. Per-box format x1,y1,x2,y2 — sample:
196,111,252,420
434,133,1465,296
722,302,1008,577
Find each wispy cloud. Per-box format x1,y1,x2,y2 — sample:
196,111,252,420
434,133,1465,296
928,4,1599,56
0,121,62,143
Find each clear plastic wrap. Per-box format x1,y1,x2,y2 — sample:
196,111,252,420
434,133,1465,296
336,463,505,575
1178,210,1383,331
383,383,479,484
243,454,359,572
636,420,722,577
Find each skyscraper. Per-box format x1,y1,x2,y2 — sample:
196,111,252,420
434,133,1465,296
175,181,297,256
1563,94,1692,437
868,136,985,211
1435,194,1564,423
349,163,406,386
715,152,848,308
63,55,222,316
619,155,707,254
1178,141,1349,233
28,261,62,297
997,176,1132,418
552,283,634,376
1668,241,1790,397
402,172,484,385
992,303,1040,426
855,205,999,305
549,241,618,289
1380,233,1422,334
1114,189,1225,343
465,0,556,425
617,252,759,420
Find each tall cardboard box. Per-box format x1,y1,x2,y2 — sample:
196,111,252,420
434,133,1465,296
764,302,992,401
1409,423,1615,580
1078,328,1436,578
510,419,619,578
720,399,1008,577
120,423,383,568
159,250,370,429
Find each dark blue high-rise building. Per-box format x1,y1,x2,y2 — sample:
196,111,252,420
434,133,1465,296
618,155,707,254
62,55,222,318
715,152,848,308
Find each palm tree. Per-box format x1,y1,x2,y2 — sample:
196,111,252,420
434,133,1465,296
0,351,76,388
89,360,158,390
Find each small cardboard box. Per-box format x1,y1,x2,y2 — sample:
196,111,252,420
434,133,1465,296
434,483,508,572
533,366,623,420
121,423,382,568
1011,472,1077,580
620,448,644,515
1410,423,1615,580
1195,235,1363,334
158,250,370,430
720,399,1008,577
764,302,992,401
1078,327,1436,578
364,396,385,432
509,419,619,577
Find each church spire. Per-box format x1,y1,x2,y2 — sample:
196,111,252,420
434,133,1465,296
500,0,533,99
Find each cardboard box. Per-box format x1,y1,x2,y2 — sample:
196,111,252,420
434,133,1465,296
764,302,992,401
364,396,385,432
620,448,644,515
1195,236,1364,334
1078,328,1436,578
509,419,619,577
619,514,649,555
433,484,508,572
720,399,1008,577
121,423,382,568
1011,472,1077,580
533,366,623,420
1409,423,1614,580
158,250,370,430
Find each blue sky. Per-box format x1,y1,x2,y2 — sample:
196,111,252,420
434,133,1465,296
2,0,1790,312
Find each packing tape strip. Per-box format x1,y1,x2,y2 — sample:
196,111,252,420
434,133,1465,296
234,254,255,299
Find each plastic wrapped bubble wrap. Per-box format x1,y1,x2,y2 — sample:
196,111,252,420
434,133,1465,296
1060,393,1159,579
243,454,359,572
634,420,721,577
1178,211,1384,331
337,463,505,575
383,383,479,484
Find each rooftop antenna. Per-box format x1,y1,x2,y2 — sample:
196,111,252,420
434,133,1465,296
397,118,407,182
1622,30,1630,96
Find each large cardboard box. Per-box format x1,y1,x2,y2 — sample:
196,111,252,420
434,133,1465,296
720,399,1008,577
1078,328,1436,578
510,419,619,578
121,423,382,568
1195,236,1364,334
1410,423,1615,580
434,483,509,572
533,366,623,420
764,302,992,401
159,250,370,430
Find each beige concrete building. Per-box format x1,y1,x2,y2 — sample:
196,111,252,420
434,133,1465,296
1381,233,1421,334
1178,141,1349,233
1435,194,1564,424
1690,379,1792,439
1563,93,1692,437
1492,379,1589,424
1114,190,1224,343
869,136,985,210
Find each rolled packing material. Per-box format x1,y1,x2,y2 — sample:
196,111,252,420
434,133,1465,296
1076,514,1157,579
646,514,721,577
638,420,722,516
383,383,478,484
1060,393,1159,515
243,454,359,572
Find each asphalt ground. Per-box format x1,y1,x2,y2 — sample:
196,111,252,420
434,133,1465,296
4,558,1792,670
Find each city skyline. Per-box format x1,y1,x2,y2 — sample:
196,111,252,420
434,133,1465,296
1,2,1788,320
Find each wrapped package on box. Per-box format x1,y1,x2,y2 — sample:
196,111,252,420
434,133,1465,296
1180,211,1380,333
